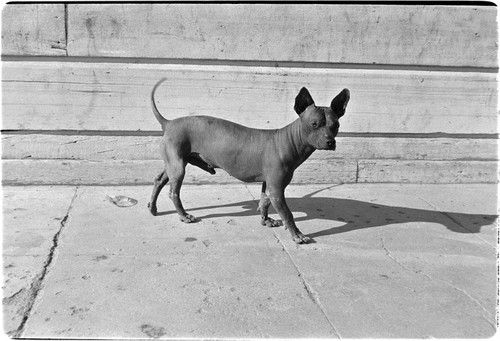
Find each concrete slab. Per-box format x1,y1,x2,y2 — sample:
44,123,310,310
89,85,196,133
2,183,497,339
271,184,497,338
21,185,337,339
2,186,77,337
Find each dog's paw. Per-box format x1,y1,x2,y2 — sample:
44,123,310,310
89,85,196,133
147,202,158,216
293,233,312,244
261,217,280,227
179,214,197,223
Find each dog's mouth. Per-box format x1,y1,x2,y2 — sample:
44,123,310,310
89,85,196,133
320,140,336,151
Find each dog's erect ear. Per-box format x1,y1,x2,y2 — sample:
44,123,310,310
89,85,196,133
294,87,315,115
331,88,350,118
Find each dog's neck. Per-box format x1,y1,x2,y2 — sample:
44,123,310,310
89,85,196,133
274,118,315,168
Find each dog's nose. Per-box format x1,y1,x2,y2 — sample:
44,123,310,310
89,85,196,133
326,140,336,148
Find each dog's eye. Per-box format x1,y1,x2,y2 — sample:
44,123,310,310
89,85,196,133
311,122,318,128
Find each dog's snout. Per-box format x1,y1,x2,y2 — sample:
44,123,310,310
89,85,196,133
326,139,336,149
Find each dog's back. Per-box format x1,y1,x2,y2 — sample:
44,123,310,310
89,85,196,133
163,115,275,182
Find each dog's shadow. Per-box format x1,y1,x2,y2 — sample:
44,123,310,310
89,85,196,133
155,191,497,237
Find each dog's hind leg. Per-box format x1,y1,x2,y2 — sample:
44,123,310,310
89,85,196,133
257,182,280,227
148,170,169,216
166,161,197,223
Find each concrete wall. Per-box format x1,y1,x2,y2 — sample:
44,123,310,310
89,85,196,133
2,3,498,184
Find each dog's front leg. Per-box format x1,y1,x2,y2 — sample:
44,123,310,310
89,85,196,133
267,184,312,244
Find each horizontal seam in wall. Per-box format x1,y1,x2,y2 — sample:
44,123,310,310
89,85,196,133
1,55,498,74
1,130,498,139
1,182,497,187
4,1,497,6
1,157,497,162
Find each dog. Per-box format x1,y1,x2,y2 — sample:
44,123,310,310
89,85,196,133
148,78,350,244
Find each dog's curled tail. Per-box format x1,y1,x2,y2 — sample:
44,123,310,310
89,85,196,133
151,78,168,129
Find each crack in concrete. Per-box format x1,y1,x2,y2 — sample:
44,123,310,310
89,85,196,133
3,288,26,305
379,230,414,273
11,187,79,338
379,230,496,331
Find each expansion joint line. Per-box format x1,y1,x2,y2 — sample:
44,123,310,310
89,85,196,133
64,4,69,57
378,229,496,330
13,186,79,338
274,234,342,339
409,192,494,247
244,184,341,337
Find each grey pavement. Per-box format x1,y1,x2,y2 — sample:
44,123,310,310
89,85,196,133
2,183,498,339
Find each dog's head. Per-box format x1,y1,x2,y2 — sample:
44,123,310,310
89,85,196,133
294,87,350,150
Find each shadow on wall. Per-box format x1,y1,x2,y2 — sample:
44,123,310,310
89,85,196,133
154,189,497,239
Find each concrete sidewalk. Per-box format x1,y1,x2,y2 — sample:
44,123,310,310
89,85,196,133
2,183,498,339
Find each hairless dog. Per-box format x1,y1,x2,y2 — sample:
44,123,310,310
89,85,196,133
148,78,350,244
